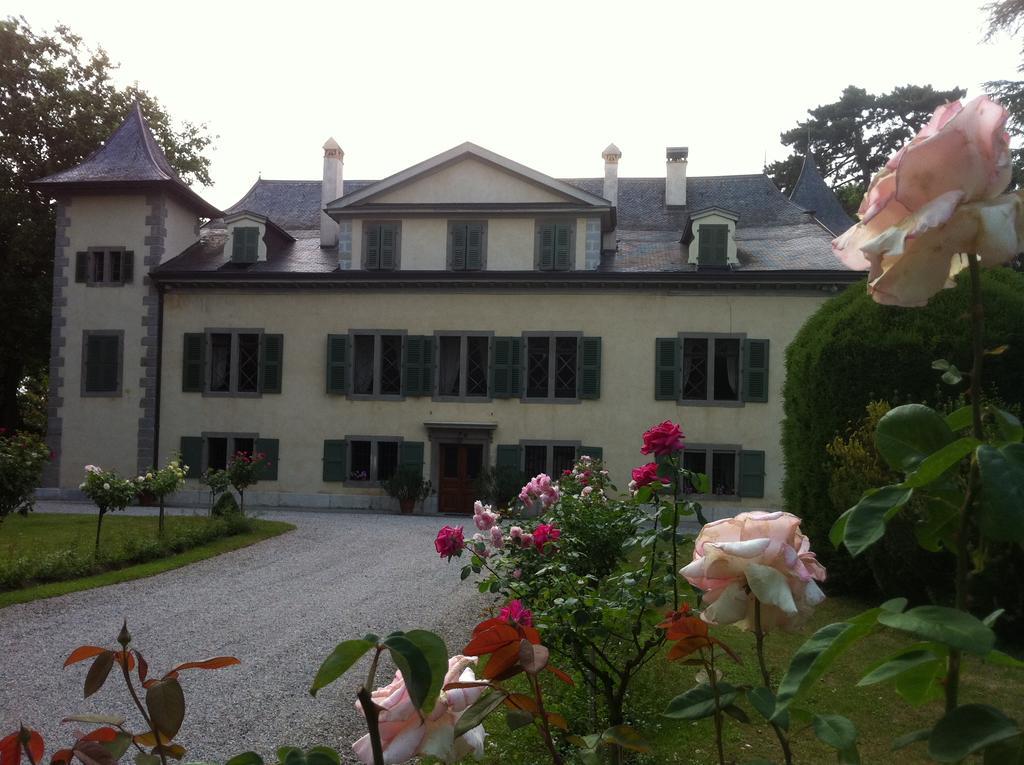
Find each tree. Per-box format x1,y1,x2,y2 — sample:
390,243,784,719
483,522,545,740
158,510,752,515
766,84,965,214
984,1,1024,193
0,16,213,431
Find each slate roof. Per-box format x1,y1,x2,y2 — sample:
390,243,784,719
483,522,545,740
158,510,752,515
32,104,220,218
789,152,855,237
164,167,855,275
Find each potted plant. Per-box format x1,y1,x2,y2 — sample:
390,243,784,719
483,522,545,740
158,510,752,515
383,466,432,514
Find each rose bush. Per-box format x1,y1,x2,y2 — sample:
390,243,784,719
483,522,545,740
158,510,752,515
681,511,827,632
352,655,487,765
0,429,50,523
80,465,139,551
833,95,1021,306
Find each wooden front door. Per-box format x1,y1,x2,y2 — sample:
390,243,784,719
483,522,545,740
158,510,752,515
438,443,484,514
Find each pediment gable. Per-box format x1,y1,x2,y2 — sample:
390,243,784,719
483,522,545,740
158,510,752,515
327,142,610,210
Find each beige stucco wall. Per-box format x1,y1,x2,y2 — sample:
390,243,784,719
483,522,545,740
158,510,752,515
373,158,568,204
350,216,590,271
687,213,738,265
157,289,829,508
58,195,151,486
164,197,200,263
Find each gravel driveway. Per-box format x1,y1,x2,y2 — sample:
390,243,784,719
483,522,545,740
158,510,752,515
0,507,484,763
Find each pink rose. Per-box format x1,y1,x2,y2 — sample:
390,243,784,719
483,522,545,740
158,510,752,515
631,462,671,489
434,526,465,560
473,501,499,531
512,567,522,580
500,599,533,627
641,421,685,456
521,532,534,548
581,485,593,498
518,474,560,510
680,511,826,632
352,655,487,764
532,523,560,551
833,95,1018,306
489,525,505,549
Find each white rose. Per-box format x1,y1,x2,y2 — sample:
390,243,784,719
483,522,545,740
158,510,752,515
103,482,110,490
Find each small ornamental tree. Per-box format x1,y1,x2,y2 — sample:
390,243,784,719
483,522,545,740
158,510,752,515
80,466,138,552
0,428,50,523
138,454,188,535
225,451,267,515
200,468,231,514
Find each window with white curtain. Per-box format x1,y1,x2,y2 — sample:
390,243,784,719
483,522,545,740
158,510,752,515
682,334,741,403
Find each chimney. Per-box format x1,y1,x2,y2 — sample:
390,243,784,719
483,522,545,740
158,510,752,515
602,143,621,206
665,146,688,207
320,137,344,248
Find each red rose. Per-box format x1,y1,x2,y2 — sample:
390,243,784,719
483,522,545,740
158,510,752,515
435,525,466,560
641,421,685,456
631,462,670,488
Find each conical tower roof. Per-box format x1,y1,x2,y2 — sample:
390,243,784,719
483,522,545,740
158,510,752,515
33,103,220,217
789,151,854,237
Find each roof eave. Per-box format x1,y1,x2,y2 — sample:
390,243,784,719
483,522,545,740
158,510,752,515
30,178,222,219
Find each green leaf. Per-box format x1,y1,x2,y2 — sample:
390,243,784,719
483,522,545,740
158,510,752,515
454,690,506,737
60,713,127,726
306,747,341,765
723,704,751,724
225,754,264,765
104,732,133,760
506,709,535,731
875,404,955,473
747,688,788,729
878,605,995,655
600,725,651,753
773,611,880,719
383,633,434,713
146,678,186,738
401,630,448,714
945,405,974,432
985,649,1024,668
842,485,913,557
902,437,979,488
84,650,115,698
942,368,963,385
928,704,1021,762
134,755,161,765
663,682,739,720
991,407,1024,444
309,639,376,696
838,745,861,765
977,443,1024,543
891,728,931,751
857,649,940,686
984,735,1024,765
813,714,857,750
829,509,852,548
893,659,945,705
914,496,961,552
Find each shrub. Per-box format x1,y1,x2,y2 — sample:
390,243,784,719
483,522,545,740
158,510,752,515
474,465,525,510
212,492,240,518
782,267,1024,592
0,429,50,522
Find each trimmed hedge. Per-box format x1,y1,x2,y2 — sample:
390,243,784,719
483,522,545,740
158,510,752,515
782,268,1024,593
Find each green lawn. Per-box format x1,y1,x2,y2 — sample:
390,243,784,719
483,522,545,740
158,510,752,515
0,511,293,607
477,597,1024,764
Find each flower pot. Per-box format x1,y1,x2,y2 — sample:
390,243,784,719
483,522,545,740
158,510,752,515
399,498,416,515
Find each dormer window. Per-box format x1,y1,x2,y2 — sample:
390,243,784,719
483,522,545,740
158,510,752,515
363,222,401,270
698,224,729,267
536,221,574,271
448,222,486,270
231,227,260,263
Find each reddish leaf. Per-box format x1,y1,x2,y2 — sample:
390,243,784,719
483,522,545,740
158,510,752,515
482,641,522,680
658,613,708,641
51,748,74,765
84,652,115,698
133,732,170,748
134,650,148,684
113,651,135,672
79,729,117,744
63,646,107,668
521,625,542,645
0,733,18,765
154,743,186,760
502,693,538,714
545,664,575,686
464,622,519,657
72,740,115,765
546,712,569,731
164,656,240,676
443,681,492,691
667,635,713,661
141,679,160,689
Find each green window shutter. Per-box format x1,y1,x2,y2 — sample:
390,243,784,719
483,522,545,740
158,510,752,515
233,227,259,263
742,338,769,402
403,335,434,396
121,251,134,283
379,224,397,270
75,252,89,283
495,444,522,471
450,224,467,270
491,336,522,398
179,437,204,479
365,224,380,269
538,224,555,270
554,224,572,271
655,337,679,400
255,438,279,481
578,336,601,399
578,446,603,461
182,333,205,392
739,450,765,498
246,227,260,261
85,335,119,392
261,334,284,394
326,334,349,394
699,225,728,266
466,223,484,270
399,441,425,475
323,439,347,482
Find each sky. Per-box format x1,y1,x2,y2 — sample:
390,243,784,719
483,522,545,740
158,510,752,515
10,0,1023,208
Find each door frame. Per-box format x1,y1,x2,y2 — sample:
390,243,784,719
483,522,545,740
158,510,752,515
425,422,496,513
